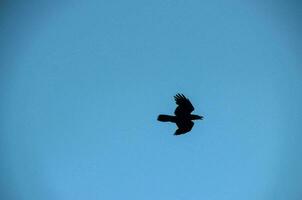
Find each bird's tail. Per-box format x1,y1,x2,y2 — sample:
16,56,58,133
157,115,176,122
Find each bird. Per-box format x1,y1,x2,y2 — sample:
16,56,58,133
157,93,203,135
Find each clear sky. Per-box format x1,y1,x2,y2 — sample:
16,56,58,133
1,1,301,200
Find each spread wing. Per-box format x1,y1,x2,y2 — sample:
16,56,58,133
174,93,194,116
175,121,194,135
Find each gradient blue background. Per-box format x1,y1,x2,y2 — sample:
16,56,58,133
1,1,301,200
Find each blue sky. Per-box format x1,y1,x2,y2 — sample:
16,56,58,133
1,1,301,200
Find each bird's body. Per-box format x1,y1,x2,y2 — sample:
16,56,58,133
158,94,203,135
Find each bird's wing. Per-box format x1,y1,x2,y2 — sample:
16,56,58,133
175,121,194,135
174,93,194,116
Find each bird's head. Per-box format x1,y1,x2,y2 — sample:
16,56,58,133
191,114,204,120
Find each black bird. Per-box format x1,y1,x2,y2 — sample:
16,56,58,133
158,93,203,135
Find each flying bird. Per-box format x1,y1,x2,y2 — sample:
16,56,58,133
158,93,203,135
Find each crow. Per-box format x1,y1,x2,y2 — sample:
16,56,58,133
157,93,203,135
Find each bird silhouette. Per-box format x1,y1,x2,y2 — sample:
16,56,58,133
158,93,203,135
